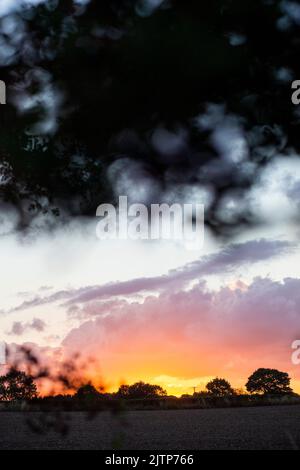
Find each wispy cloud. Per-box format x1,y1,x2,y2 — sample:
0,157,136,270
8,318,46,336
5,238,295,314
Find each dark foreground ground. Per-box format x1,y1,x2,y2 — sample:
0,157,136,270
0,405,300,450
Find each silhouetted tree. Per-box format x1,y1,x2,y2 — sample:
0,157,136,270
117,381,167,398
117,384,130,398
206,378,235,397
246,368,293,395
0,369,37,401
74,383,100,400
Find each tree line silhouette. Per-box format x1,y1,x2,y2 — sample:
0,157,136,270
0,367,295,403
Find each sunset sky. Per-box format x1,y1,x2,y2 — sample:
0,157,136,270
1,0,300,398
1,154,300,395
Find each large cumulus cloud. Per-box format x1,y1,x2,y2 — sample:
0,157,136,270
61,276,300,387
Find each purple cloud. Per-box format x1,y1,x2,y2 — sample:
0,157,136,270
6,238,295,313
8,318,46,336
